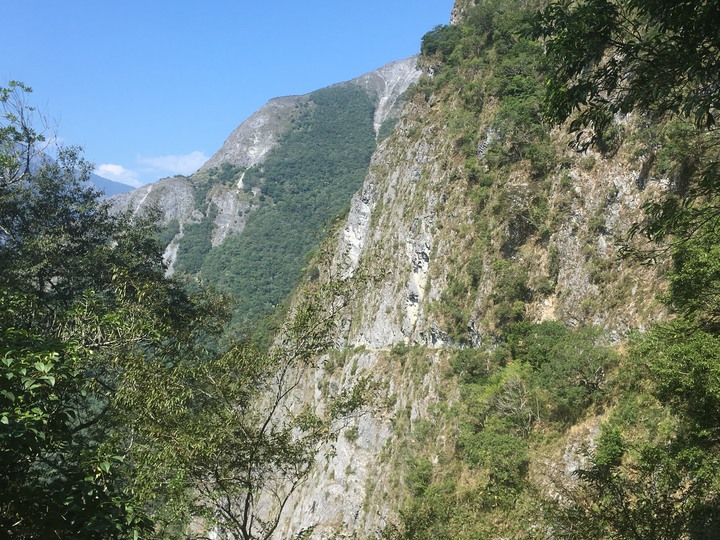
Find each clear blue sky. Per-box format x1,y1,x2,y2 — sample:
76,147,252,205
3,0,454,186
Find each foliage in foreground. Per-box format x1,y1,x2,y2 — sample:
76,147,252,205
0,82,366,539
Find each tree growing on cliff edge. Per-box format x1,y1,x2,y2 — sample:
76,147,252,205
534,0,719,142
534,0,720,245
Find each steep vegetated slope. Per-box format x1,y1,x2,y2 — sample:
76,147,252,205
111,58,420,328
198,85,377,325
270,0,720,538
104,0,720,536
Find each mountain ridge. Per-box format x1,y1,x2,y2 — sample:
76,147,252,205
198,56,420,174
110,56,422,325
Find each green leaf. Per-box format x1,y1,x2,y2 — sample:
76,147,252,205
34,361,50,373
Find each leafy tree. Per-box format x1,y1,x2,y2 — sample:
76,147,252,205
420,24,463,60
148,277,370,540
0,83,231,538
0,81,50,188
1,82,368,539
534,0,720,144
509,321,614,425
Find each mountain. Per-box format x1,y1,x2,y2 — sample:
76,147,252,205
111,56,421,326
88,172,134,196
200,57,422,173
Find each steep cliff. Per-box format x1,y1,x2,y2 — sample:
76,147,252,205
111,57,421,321
268,2,672,538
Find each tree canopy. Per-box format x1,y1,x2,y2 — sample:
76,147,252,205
534,0,719,142
0,82,366,539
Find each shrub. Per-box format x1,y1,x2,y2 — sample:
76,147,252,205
420,24,463,60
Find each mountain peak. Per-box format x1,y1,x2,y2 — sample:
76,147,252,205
199,57,420,173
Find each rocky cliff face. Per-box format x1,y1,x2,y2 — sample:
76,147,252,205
110,57,421,280
268,11,667,540
271,121,665,540
111,176,197,223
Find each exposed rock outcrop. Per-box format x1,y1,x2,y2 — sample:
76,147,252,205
110,176,196,223
200,96,302,172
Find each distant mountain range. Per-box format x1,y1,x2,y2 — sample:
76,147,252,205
19,148,135,196
88,172,135,196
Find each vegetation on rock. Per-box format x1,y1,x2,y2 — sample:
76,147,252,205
385,0,720,538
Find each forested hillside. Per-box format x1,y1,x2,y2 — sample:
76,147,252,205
272,0,720,538
2,0,720,538
196,85,377,325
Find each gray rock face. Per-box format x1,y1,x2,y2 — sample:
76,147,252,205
110,176,196,223
345,56,422,135
334,117,448,350
109,177,199,274
273,348,453,540
209,185,252,247
200,96,303,172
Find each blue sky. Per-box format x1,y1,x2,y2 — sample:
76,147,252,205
3,1,454,186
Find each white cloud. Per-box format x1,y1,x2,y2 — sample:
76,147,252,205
138,151,208,176
94,151,208,188
95,163,142,187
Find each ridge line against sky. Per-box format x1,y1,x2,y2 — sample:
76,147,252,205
3,1,453,187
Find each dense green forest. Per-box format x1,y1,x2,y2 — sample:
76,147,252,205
176,84,377,327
